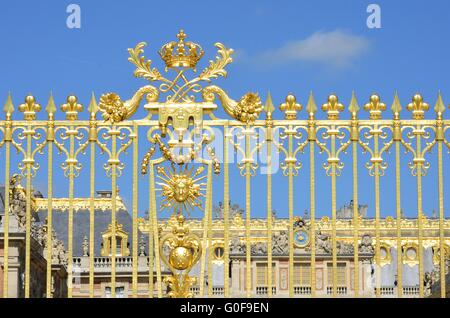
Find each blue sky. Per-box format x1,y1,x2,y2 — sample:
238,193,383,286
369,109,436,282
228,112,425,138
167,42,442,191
0,0,449,219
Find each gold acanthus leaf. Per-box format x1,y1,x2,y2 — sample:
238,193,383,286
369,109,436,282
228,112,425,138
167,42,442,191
198,43,234,82
128,42,164,82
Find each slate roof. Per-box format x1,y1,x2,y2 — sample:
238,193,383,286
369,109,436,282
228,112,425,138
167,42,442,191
35,208,148,257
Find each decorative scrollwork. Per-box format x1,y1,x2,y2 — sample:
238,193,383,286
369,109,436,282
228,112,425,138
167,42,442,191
203,86,263,123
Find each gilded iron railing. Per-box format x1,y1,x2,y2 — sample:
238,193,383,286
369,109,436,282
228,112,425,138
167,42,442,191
0,30,449,299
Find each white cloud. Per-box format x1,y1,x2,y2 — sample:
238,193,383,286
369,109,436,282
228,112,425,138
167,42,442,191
256,30,370,68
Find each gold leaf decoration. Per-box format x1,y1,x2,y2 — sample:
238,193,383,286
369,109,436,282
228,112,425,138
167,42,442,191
199,43,234,82
128,42,164,82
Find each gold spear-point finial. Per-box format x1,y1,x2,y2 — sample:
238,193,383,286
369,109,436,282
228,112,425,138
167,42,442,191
306,91,317,117
434,91,445,116
322,94,344,120
364,94,386,120
88,92,98,118
407,93,429,120
19,95,41,121
264,91,275,119
279,93,302,120
61,95,83,120
348,91,360,117
3,92,14,119
391,91,402,115
45,92,57,116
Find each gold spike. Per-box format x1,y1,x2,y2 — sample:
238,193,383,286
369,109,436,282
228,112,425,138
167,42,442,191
45,92,57,114
264,91,275,115
88,92,98,114
348,91,359,114
391,91,402,114
306,91,317,114
3,92,14,115
434,91,445,114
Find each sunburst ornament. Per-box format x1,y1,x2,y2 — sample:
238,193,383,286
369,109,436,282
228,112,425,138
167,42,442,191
156,164,207,216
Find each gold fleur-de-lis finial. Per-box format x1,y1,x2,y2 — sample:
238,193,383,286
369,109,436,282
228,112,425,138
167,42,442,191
279,94,302,120
61,95,83,120
407,93,429,119
322,94,344,120
19,95,41,121
364,94,386,119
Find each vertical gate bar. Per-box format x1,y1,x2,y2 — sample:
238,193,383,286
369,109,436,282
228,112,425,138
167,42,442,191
46,128,53,298
147,170,154,298
207,163,213,297
88,93,97,298
395,138,403,298
307,102,316,298
415,124,424,298
393,104,403,298
223,125,230,298
288,125,294,298
199,172,209,297
331,127,337,298
2,115,11,297
266,123,273,298
349,93,359,298
132,123,138,297
374,131,381,298
352,138,359,297
110,126,117,298
149,162,162,297
24,122,32,298
309,141,316,297
437,139,445,298
89,140,95,297
245,125,251,298
67,123,75,298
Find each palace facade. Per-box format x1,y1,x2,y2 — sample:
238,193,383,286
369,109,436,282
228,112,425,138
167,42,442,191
1,182,449,298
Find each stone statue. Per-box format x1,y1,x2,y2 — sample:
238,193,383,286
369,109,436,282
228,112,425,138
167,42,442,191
272,231,289,255
359,234,374,254
9,174,27,229
337,241,354,255
251,242,267,255
139,235,146,256
316,231,332,254
82,236,89,257
230,236,245,254
214,201,244,219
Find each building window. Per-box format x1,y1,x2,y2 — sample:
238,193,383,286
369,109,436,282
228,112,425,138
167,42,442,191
256,263,276,286
101,221,130,257
214,246,224,260
105,286,125,298
294,263,311,286
327,263,347,286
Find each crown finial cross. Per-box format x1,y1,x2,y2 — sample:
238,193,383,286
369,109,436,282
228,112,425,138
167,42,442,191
176,29,187,56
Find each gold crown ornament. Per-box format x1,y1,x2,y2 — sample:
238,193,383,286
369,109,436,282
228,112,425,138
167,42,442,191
158,29,204,70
